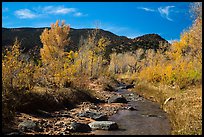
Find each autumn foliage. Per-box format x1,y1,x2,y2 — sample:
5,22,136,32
109,3,202,89
2,3,202,135
2,39,36,126
137,10,202,88
39,20,71,88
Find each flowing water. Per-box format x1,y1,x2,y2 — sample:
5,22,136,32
92,85,171,135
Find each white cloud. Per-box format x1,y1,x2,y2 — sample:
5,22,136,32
15,9,37,19
42,6,76,14
35,5,86,17
14,6,86,19
137,5,177,21
55,8,76,14
158,6,175,21
137,7,155,12
73,12,88,17
74,12,83,17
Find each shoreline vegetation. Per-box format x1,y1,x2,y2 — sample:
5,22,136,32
2,3,202,135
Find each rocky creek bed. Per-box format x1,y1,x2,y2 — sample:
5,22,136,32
92,87,171,135
4,82,171,135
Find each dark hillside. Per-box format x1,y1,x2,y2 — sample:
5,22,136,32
2,27,170,58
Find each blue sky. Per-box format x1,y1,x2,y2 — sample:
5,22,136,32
2,2,194,42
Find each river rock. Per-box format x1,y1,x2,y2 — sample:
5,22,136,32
89,121,118,130
18,120,40,132
108,95,128,103
78,111,108,121
70,122,91,132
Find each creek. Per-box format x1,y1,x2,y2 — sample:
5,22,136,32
92,84,171,135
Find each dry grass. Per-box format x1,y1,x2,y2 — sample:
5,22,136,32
132,81,202,135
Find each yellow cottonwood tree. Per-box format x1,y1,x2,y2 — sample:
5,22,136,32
2,39,35,90
40,20,70,64
2,39,36,125
40,20,71,87
77,29,110,77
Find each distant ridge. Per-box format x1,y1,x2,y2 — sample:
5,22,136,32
2,27,170,58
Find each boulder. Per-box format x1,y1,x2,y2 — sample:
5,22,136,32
108,95,128,103
18,120,41,132
70,122,91,132
78,111,108,121
89,121,118,130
